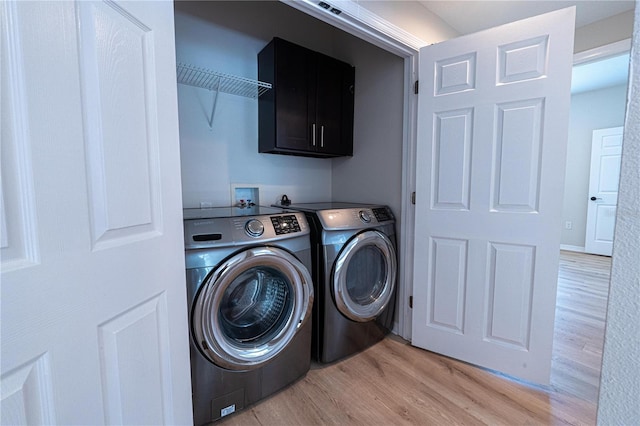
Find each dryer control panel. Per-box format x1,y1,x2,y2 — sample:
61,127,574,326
315,206,395,231
372,207,392,222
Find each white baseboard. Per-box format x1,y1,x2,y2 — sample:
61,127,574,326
560,244,586,252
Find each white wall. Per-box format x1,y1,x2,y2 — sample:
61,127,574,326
575,10,635,53
597,2,640,422
175,1,405,213
175,2,332,208
561,84,628,248
357,0,459,42
330,39,404,209
360,2,634,54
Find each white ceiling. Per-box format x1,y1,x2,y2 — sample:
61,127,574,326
417,1,634,93
418,0,635,34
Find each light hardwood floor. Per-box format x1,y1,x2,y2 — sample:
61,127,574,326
220,251,611,425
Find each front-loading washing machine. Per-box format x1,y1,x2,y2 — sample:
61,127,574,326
277,202,397,364
183,206,313,424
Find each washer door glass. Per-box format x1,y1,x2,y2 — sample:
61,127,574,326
219,266,291,343
332,230,397,322
192,247,313,370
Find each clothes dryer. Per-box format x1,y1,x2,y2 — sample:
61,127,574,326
183,206,313,424
278,202,397,364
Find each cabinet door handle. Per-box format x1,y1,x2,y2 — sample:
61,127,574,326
312,123,316,146
321,125,324,148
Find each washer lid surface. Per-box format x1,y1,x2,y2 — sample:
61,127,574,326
281,202,373,211
183,205,286,220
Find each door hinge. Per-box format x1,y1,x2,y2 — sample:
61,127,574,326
411,192,416,205
414,80,419,94
409,296,413,309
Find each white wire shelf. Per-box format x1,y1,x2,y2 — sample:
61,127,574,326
176,63,271,128
176,63,272,99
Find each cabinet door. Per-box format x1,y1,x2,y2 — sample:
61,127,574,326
258,38,354,157
315,54,348,155
274,40,314,152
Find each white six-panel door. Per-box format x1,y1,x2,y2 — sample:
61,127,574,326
585,126,623,256
412,8,575,384
1,1,193,424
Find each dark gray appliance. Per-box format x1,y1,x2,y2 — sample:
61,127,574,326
183,206,313,424
276,202,397,364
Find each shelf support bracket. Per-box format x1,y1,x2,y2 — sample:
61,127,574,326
208,78,221,129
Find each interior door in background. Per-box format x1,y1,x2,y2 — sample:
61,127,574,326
1,1,192,424
585,126,623,256
412,7,575,385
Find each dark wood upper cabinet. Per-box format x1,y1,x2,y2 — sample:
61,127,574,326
258,37,355,158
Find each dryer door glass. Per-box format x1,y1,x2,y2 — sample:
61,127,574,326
345,245,387,304
192,247,313,370
333,230,397,322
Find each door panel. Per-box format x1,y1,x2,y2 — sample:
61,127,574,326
485,243,535,350
432,109,473,210
493,98,544,212
78,1,162,247
585,126,623,256
412,7,575,385
99,295,175,425
1,1,192,424
428,238,467,333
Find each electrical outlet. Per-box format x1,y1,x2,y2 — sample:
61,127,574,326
200,202,213,208
564,221,573,230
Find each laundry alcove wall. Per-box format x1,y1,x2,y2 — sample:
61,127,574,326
173,1,404,219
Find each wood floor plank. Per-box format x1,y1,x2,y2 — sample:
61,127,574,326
218,251,610,425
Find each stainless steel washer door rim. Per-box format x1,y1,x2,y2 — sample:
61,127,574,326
333,230,397,322
192,247,313,370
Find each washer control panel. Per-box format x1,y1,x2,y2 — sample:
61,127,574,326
270,215,302,235
183,211,309,249
358,210,372,223
244,219,265,237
